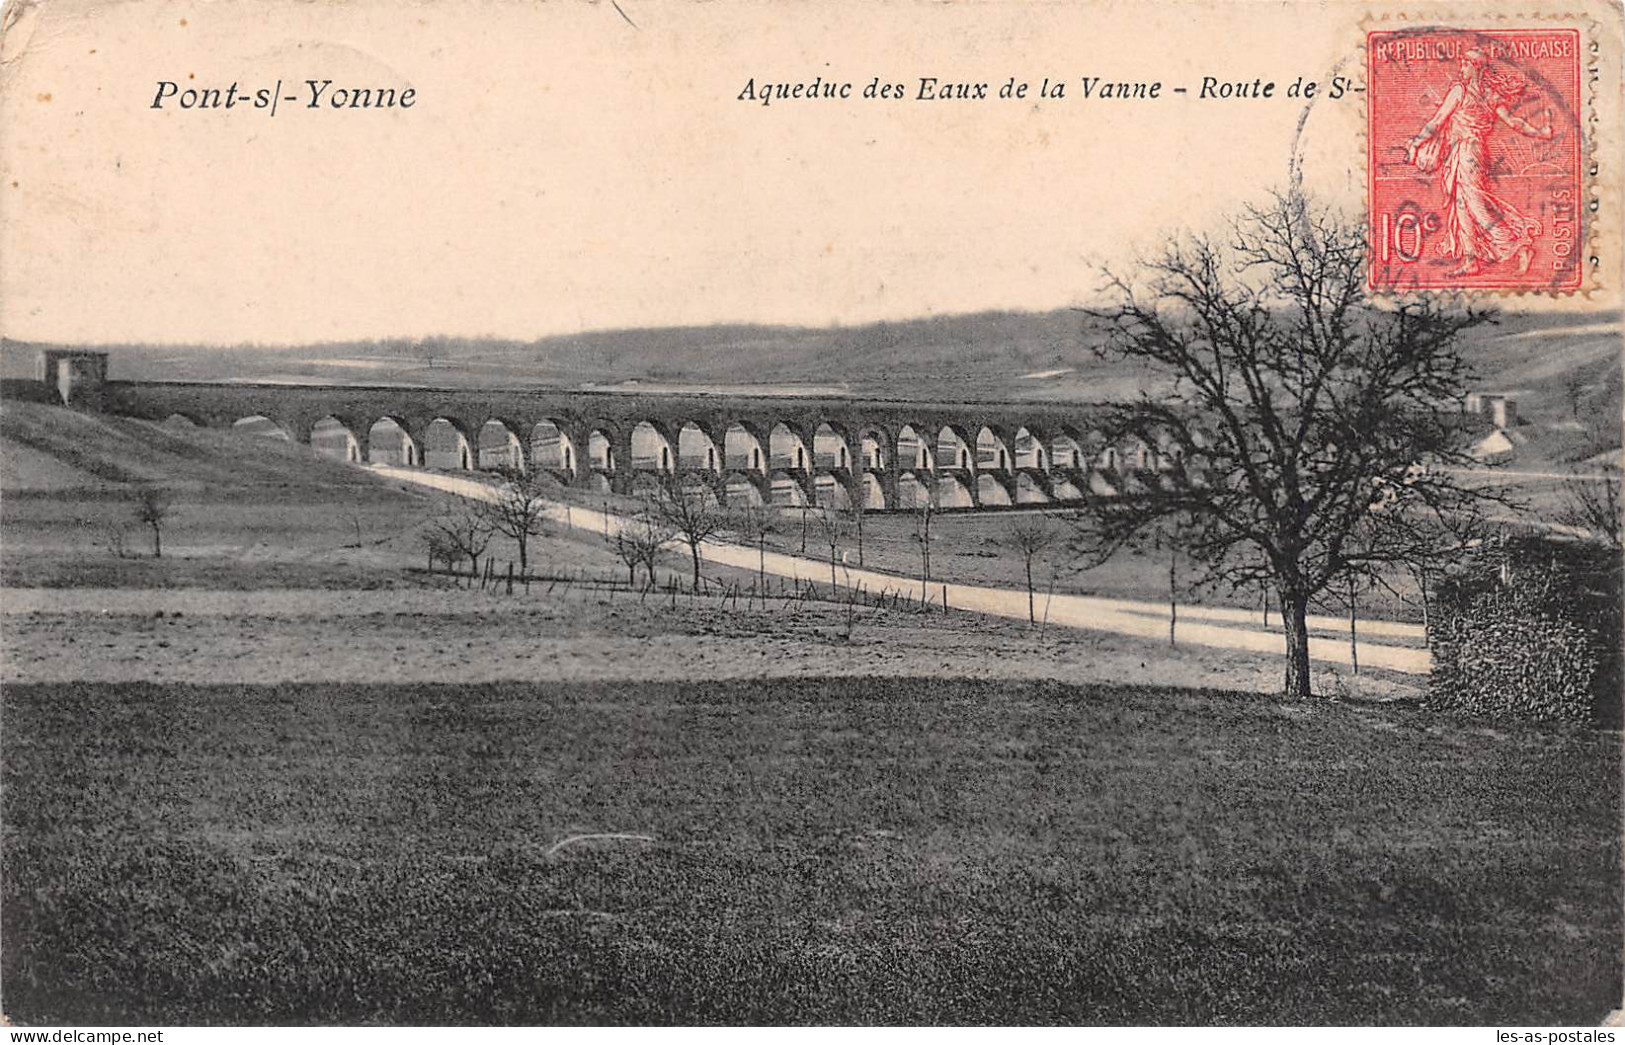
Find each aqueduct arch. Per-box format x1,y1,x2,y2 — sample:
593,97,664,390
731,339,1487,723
677,422,722,473
423,417,475,471
103,378,1131,509
530,420,577,475
231,415,291,441
368,417,418,466
311,416,362,463
478,419,525,471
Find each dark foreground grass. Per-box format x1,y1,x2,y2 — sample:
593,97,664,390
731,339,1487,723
2,679,1618,1025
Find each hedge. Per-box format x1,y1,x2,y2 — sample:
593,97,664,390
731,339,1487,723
1428,534,1622,725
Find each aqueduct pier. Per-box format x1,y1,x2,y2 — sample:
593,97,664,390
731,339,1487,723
87,377,1177,511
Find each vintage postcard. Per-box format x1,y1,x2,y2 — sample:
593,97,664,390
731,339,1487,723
1,0,1622,1030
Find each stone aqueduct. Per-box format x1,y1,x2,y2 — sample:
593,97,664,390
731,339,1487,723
104,380,1174,511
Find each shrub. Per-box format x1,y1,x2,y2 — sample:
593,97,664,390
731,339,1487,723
1429,534,1622,724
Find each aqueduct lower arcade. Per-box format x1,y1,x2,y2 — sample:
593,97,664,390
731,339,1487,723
118,381,1177,511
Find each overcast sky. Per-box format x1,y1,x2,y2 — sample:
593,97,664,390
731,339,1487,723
1,0,1614,345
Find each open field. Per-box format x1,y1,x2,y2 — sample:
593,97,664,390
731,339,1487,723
2,393,1619,1026
3,677,1618,1025
0,400,654,590
0,585,1420,700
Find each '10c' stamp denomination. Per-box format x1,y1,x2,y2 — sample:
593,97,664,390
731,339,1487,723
1367,27,1583,292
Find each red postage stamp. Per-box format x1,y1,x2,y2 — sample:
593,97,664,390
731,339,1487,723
1367,27,1583,292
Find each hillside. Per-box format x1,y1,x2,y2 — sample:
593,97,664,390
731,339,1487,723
4,308,1618,409
0,400,401,494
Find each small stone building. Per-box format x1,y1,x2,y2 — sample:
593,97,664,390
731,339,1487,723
36,350,109,409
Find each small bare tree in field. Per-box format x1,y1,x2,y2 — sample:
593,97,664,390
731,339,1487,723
104,523,134,560
911,490,937,600
815,506,851,592
423,529,463,574
479,466,555,572
846,490,867,568
429,502,494,577
733,503,780,590
611,527,643,586
646,473,727,587
1075,190,1498,700
999,515,1060,625
132,486,172,559
614,512,673,587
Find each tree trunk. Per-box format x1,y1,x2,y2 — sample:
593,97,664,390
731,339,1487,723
150,523,161,559
758,538,766,591
517,535,528,572
690,543,702,587
1280,584,1312,700
1025,558,1035,624
1348,578,1359,676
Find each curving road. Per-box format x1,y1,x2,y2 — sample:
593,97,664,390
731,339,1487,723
378,466,1430,676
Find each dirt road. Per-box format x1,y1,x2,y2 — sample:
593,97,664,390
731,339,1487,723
377,467,1430,676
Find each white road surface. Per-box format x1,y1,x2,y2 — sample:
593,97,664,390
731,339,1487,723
378,466,1431,676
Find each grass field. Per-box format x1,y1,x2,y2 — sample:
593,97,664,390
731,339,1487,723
3,393,1620,1027
0,400,650,590
2,678,1619,1025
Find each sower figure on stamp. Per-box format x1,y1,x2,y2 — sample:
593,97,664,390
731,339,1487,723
1404,48,1556,278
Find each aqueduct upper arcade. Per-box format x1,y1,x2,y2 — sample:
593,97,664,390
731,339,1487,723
107,380,1179,511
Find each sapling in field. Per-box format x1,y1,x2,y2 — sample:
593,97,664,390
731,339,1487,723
911,492,937,601
479,465,555,573
132,486,172,559
646,473,728,588
815,506,850,593
732,503,779,593
997,514,1059,625
614,511,674,588
428,502,494,578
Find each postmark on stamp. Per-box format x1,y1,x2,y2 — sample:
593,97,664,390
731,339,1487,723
1367,27,1583,292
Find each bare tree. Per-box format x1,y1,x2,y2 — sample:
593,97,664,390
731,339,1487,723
478,466,554,572
104,523,134,560
1352,491,1487,638
611,530,641,586
1561,371,1590,422
998,515,1060,625
646,473,727,587
614,511,673,587
845,488,867,568
1075,190,1497,700
815,506,850,591
133,486,172,559
732,502,779,590
1159,516,1183,647
429,502,495,577
911,489,937,600
423,529,463,574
